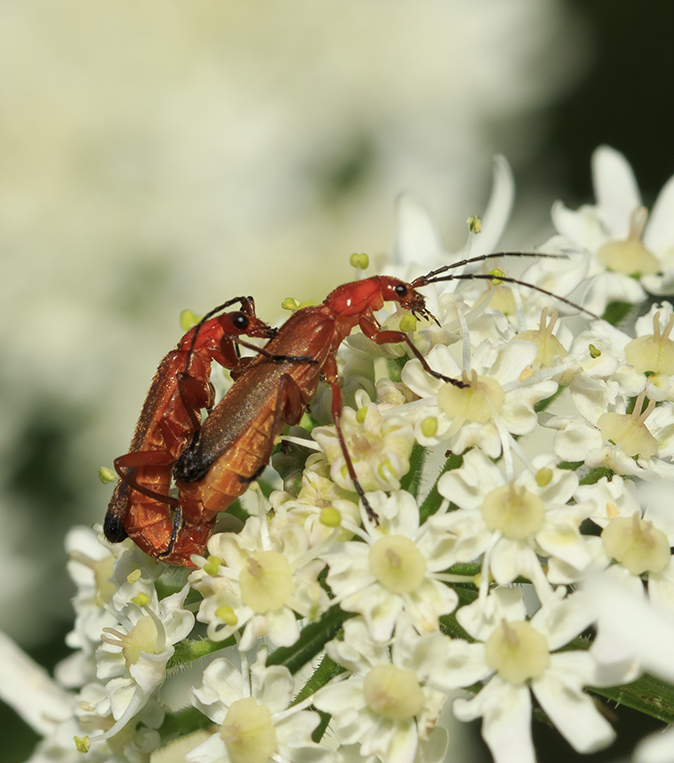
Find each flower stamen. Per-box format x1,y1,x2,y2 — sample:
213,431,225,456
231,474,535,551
597,390,658,458
601,513,670,575
625,311,674,375
596,206,659,276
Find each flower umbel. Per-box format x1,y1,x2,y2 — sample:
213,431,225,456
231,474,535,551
7,147,674,763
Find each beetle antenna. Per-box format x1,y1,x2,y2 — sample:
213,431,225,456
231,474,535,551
413,252,567,286
420,272,598,319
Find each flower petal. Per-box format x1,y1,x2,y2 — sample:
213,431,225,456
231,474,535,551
532,668,615,753
592,146,641,237
454,679,534,763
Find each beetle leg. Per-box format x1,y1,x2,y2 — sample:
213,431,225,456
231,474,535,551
323,355,379,524
113,452,180,507
175,370,215,432
232,337,317,366
358,316,467,388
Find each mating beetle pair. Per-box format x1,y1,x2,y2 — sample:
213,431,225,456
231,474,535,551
104,254,583,566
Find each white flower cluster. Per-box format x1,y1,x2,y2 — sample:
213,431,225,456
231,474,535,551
4,146,674,763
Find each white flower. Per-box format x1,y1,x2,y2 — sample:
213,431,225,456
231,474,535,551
435,449,592,599
96,584,194,736
442,588,637,763
402,337,557,457
58,527,120,688
187,649,333,763
270,453,361,545
584,573,674,763
0,630,162,763
0,629,74,738
575,477,674,613
525,146,674,315
355,154,518,369
390,155,514,280
189,507,329,650
565,318,645,422
626,302,674,401
312,393,416,493
548,388,674,479
321,491,458,642
314,617,452,763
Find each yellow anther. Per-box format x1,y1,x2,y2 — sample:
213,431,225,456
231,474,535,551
606,502,619,519
421,416,438,438
98,467,115,484
216,605,238,626
535,467,553,487
180,308,201,332
467,215,482,233
489,268,506,285
281,297,301,312
350,252,370,270
74,737,91,753
320,507,342,527
131,592,149,607
203,555,223,577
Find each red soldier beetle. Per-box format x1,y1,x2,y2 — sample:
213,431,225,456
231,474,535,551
169,252,594,567
104,296,310,563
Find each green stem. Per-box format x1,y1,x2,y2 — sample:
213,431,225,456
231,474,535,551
419,451,463,521
399,442,427,498
166,635,236,673
294,655,343,705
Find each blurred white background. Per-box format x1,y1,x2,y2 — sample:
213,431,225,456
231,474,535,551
2,1,673,759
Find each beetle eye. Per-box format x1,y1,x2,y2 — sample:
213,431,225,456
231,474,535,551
232,314,249,331
394,283,408,298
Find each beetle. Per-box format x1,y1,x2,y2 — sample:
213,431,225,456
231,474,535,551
168,252,591,566
104,296,299,562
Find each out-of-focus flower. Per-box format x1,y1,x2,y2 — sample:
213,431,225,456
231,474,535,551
187,649,333,763
526,146,674,315
97,584,194,736
314,617,451,763
585,574,674,763
442,588,637,763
